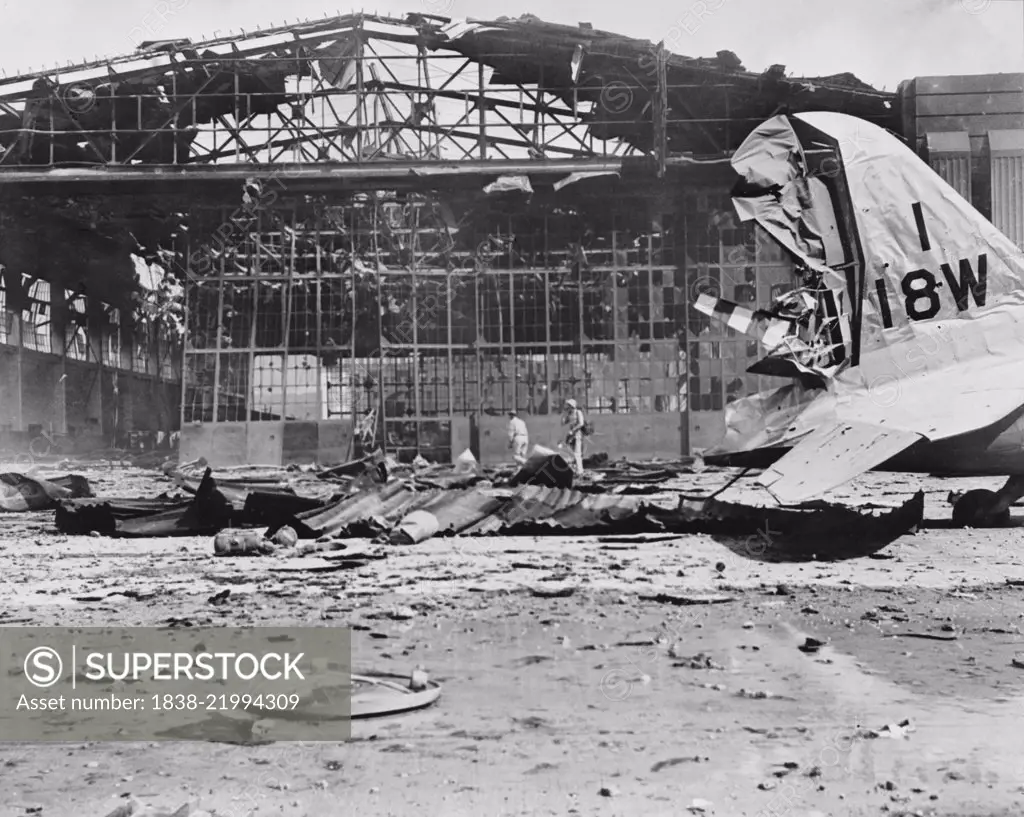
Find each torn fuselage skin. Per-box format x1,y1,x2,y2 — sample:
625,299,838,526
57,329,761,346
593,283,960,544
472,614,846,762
709,112,1024,525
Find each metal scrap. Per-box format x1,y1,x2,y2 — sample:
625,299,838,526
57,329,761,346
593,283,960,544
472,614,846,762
0,471,93,512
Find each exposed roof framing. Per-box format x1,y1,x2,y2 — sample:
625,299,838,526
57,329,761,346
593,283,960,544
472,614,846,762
0,12,896,172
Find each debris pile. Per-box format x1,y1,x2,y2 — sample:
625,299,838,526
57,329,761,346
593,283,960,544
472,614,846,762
0,443,926,564
40,458,925,565
1,471,93,511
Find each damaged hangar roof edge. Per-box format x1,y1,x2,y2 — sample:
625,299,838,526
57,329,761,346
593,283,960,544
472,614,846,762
0,11,893,106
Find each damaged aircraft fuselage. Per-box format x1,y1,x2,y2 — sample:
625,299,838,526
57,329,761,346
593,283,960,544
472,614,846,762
704,111,1024,527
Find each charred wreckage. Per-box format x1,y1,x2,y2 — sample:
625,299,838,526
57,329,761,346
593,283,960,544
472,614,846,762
0,10,1013,557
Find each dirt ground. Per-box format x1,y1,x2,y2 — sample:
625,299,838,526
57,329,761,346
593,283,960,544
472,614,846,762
1,465,1024,817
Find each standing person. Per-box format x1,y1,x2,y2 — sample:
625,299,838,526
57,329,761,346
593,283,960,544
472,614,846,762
507,410,529,466
563,398,586,476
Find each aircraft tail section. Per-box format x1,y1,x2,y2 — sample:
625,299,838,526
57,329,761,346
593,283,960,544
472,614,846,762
706,110,1024,501
730,111,1024,421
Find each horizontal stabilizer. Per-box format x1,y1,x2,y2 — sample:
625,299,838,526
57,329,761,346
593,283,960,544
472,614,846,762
757,420,923,505
836,360,1024,442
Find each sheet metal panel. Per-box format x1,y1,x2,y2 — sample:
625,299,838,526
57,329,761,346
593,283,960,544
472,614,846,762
988,129,1024,250
913,74,1024,96
756,420,923,506
902,75,1024,157
295,483,428,537
419,487,506,535
925,131,971,202
462,486,585,535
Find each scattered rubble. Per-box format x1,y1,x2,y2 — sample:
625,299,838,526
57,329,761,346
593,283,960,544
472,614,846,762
213,529,275,557
641,593,735,606
103,802,206,817
736,688,776,700
798,637,826,654
1,471,92,511
862,719,915,740
671,652,724,670
21,452,924,565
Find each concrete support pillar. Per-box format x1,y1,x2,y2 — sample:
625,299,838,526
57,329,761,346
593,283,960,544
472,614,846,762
119,315,136,437
85,297,104,438
50,287,67,434
150,321,160,377
0,312,24,432
153,322,169,431
0,222,23,432
15,314,24,433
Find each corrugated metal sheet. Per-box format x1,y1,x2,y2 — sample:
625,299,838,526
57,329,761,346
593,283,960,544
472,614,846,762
988,129,1024,249
925,131,971,202
280,481,922,552
463,486,595,535
535,491,643,531
419,486,645,537
294,482,434,537
417,487,507,535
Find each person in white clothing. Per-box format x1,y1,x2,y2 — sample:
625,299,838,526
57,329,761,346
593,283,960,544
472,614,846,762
562,398,585,476
507,410,529,465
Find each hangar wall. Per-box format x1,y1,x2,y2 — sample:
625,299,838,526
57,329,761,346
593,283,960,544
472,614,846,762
0,276,181,451
901,72,1024,245
0,13,898,466
178,181,796,467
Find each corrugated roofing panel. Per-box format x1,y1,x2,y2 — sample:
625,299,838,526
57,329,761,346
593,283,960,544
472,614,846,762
925,131,971,202
296,483,429,537
989,129,1024,250
533,492,642,531
420,487,508,535
448,487,642,535
461,486,585,535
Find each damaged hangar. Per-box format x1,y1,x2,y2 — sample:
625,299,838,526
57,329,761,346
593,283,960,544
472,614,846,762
0,13,899,464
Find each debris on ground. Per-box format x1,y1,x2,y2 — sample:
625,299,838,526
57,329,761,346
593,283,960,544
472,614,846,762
103,801,205,817
862,719,915,739
530,586,577,599
1,471,92,511
772,761,800,777
1,450,1020,813
508,445,575,489
736,688,776,699
213,529,276,557
643,592,735,606
671,651,725,670
38,455,926,579
890,631,959,641
799,637,826,653
347,673,443,719
676,490,925,561
2,438,918,569
270,525,298,547
650,756,706,772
